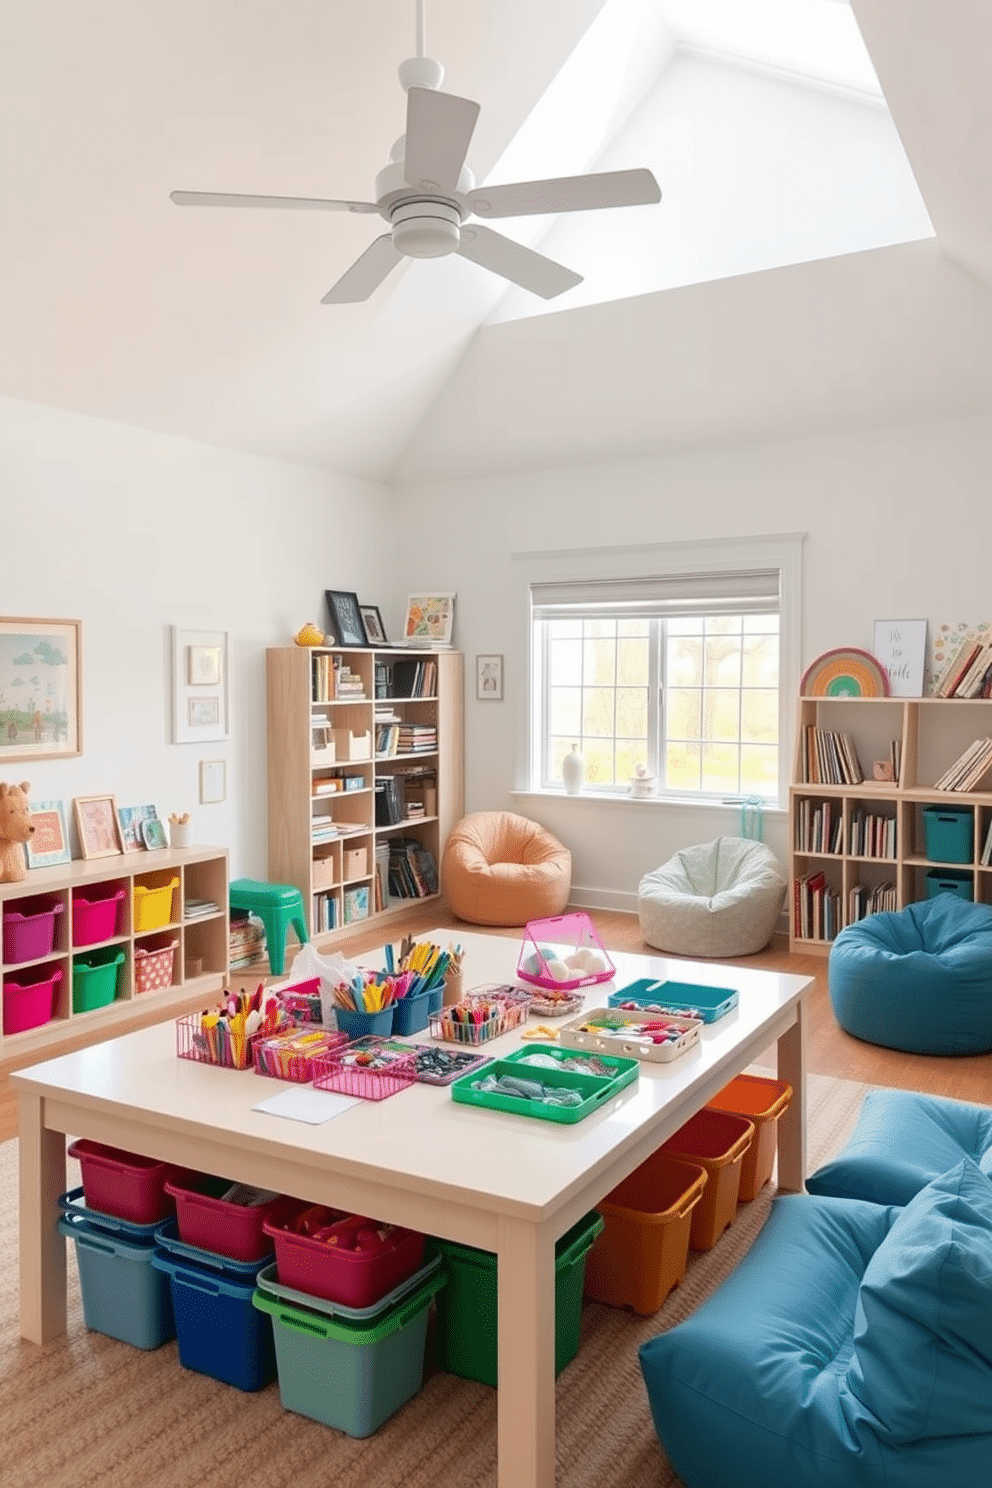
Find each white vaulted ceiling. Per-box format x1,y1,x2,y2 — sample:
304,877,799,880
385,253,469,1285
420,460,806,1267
0,1,988,482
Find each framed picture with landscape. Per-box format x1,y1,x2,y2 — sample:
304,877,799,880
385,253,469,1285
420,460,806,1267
0,616,81,762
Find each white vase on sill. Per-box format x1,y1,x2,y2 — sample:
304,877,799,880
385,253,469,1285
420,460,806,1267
562,743,585,795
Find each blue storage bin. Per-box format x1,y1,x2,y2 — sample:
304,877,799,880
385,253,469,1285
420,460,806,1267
57,1213,175,1350
922,806,973,864
151,1249,276,1391
925,868,973,901
391,990,431,1036
608,978,738,1023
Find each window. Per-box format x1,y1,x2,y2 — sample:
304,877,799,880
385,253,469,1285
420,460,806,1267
530,567,783,801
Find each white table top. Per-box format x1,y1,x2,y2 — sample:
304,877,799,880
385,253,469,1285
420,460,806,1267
13,930,810,1226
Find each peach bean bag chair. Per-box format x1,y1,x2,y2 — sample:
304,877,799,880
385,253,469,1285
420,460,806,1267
442,812,571,927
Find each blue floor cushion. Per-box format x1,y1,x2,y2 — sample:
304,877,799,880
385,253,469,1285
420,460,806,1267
828,896,992,1054
638,1165,992,1488
808,1087,992,1206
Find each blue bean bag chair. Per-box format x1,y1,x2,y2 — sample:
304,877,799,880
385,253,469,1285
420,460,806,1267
639,1161,992,1488
828,895,992,1054
808,1087,992,1206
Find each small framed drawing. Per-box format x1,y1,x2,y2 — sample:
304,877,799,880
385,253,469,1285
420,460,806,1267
117,803,158,853
0,616,82,762
74,794,122,860
26,799,72,869
141,817,169,850
476,654,503,700
402,592,456,647
199,759,227,804
872,619,927,698
325,590,368,647
172,627,230,743
359,604,388,646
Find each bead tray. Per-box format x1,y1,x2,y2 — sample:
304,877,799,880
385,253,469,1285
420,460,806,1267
348,1036,493,1087
607,978,739,1024
558,1008,702,1063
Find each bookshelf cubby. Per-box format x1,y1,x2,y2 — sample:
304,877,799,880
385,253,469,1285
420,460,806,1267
790,696,992,953
266,644,464,947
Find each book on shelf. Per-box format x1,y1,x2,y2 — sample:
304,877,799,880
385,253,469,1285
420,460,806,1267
801,726,864,785
934,638,980,697
949,641,992,698
981,817,992,867
374,776,404,826
185,897,219,918
387,837,438,900
933,737,992,792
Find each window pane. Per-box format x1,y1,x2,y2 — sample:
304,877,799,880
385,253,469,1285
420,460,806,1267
668,616,703,637
548,637,582,685
584,635,616,686
742,635,779,687
666,740,700,791
549,687,581,736
584,740,615,788
667,688,701,741
617,635,648,685
741,689,778,743
618,619,649,639
615,740,642,785
743,612,778,635
706,689,741,742
701,742,740,795
667,636,702,687
705,616,741,637
741,744,779,796
704,636,742,687
616,686,648,737
582,687,615,737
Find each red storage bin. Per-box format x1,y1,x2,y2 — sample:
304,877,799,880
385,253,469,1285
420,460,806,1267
67,1139,176,1224
72,887,125,946
263,1197,426,1307
164,1172,284,1262
3,965,62,1034
3,896,63,963
706,1074,794,1202
660,1109,754,1252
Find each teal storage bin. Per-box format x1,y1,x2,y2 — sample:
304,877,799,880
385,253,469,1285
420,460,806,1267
433,1210,604,1387
922,807,973,864
56,1213,175,1350
925,868,973,901
151,1250,276,1391
72,947,125,1013
252,1267,444,1437
391,990,431,1036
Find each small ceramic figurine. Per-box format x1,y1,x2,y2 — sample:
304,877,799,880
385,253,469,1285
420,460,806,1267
294,622,325,646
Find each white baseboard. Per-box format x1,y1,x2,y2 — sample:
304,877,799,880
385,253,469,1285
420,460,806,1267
566,886,640,915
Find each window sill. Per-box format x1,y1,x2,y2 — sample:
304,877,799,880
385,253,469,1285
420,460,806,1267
511,788,787,815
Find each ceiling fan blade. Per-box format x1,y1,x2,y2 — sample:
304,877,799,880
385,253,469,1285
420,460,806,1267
170,190,378,214
320,234,403,304
465,167,661,219
456,225,582,300
403,86,481,194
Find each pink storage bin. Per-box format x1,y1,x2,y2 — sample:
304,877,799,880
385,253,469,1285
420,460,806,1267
3,964,62,1034
164,1172,284,1261
263,1197,425,1307
67,1138,177,1224
72,887,125,947
3,897,63,964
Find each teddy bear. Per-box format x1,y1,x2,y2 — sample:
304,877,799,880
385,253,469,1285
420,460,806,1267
0,781,35,883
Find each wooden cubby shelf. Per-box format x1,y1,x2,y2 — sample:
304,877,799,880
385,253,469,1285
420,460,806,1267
790,695,992,953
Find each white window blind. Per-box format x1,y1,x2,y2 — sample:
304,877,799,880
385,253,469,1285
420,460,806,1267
530,568,781,620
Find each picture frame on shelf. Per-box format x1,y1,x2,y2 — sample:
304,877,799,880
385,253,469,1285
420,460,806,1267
199,759,227,804
141,817,169,850
325,590,368,647
74,794,122,860
0,616,82,762
476,654,503,700
25,799,72,869
402,592,455,647
871,619,927,698
359,604,388,645
172,626,230,743
117,803,158,853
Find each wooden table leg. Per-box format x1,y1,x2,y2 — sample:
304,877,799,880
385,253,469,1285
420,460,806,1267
497,1214,557,1488
776,998,807,1192
19,1092,66,1344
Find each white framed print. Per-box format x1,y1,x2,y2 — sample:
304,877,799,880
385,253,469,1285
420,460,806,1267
199,759,227,804
172,627,230,743
476,654,503,700
871,619,927,698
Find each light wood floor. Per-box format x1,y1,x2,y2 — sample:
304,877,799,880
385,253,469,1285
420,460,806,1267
2,902,989,1143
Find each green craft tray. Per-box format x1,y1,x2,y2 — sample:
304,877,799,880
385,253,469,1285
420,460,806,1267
450,1054,637,1124
503,1042,640,1086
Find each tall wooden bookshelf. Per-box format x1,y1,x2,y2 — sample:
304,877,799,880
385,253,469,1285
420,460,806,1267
790,695,992,953
266,645,464,946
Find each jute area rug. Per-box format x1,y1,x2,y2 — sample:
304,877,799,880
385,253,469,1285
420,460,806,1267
0,1071,870,1488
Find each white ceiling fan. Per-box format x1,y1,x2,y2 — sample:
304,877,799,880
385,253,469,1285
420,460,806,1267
170,1,661,304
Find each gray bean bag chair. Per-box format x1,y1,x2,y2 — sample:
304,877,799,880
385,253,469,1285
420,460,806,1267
638,836,786,957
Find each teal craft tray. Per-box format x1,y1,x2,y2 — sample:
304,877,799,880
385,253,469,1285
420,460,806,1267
608,978,738,1023
450,1053,637,1125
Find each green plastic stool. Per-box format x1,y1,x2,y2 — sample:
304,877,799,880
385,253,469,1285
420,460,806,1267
229,878,309,976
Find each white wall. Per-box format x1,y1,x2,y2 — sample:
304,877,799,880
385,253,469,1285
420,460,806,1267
0,396,395,878
394,410,992,910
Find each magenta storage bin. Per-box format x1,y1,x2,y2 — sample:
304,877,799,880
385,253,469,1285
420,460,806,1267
3,897,63,964
67,1139,177,1225
164,1172,284,1262
3,964,62,1034
263,1198,426,1307
72,887,125,947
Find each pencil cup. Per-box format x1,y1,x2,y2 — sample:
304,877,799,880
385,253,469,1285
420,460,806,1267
170,822,193,848
443,968,463,1006
334,1005,396,1040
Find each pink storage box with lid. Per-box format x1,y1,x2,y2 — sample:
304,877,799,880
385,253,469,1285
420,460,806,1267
72,887,125,946
3,964,62,1034
3,896,63,963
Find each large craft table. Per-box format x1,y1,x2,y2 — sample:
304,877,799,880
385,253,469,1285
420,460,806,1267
14,930,812,1488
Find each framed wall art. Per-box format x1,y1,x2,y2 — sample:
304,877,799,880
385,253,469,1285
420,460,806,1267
0,616,81,762
117,803,158,853
172,627,230,743
199,759,227,804
402,592,456,647
25,799,72,869
325,590,368,647
359,604,388,645
871,619,927,698
476,654,503,700
74,794,122,860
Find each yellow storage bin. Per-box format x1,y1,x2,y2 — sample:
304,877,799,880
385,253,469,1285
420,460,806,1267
133,877,179,933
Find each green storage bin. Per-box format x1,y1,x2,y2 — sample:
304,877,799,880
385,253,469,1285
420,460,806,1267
434,1209,604,1387
252,1268,444,1437
72,947,125,1013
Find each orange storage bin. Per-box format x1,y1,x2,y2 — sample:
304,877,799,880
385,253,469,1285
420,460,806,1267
660,1109,754,1252
583,1155,707,1315
706,1074,793,1202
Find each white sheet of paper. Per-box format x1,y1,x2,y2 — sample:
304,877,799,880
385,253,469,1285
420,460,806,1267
253,1086,361,1124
